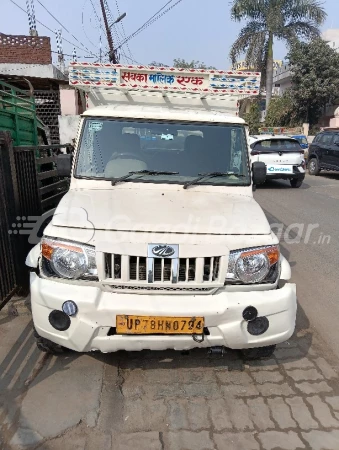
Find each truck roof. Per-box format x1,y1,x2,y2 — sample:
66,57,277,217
82,104,245,124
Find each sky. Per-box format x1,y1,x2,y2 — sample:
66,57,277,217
1,0,339,70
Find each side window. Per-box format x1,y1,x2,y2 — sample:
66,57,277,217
318,133,333,145
333,133,339,146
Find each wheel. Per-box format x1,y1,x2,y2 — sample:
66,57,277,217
290,178,303,188
308,158,320,175
35,335,66,355
241,345,276,360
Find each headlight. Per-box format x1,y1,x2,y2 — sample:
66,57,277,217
41,237,97,280
226,245,280,284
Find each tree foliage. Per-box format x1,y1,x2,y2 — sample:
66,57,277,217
229,0,326,108
149,59,216,69
173,58,216,69
287,38,339,125
149,61,169,67
243,101,261,134
265,93,298,127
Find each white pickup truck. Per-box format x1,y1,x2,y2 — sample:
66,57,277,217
26,63,296,359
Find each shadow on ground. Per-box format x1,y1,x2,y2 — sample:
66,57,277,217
256,179,311,190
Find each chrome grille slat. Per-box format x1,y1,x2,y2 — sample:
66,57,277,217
209,257,214,282
185,258,189,282
161,259,164,282
104,253,221,286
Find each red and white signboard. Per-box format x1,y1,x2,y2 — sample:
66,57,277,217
69,62,261,96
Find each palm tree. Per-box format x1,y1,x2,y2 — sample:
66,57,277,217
229,0,327,110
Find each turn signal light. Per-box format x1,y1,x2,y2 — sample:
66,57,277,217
240,246,280,266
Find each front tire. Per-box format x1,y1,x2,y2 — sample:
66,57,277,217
309,158,320,176
290,178,303,188
241,345,276,360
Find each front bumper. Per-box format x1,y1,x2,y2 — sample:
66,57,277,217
30,274,297,353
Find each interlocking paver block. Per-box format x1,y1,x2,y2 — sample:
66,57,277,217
257,383,294,396
123,399,167,432
167,399,189,430
225,398,254,431
214,432,260,450
252,370,284,384
209,399,232,431
282,358,315,370
247,398,274,430
258,431,305,449
295,381,333,395
302,430,339,450
165,431,215,450
285,397,318,430
187,398,210,430
286,369,323,382
267,397,297,429
115,432,162,450
306,396,339,428
314,358,338,380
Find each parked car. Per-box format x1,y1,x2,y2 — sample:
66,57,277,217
249,135,306,188
308,128,339,175
289,134,309,161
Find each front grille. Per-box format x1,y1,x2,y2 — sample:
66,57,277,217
204,257,220,281
108,285,215,293
129,256,147,281
105,253,122,280
104,254,221,286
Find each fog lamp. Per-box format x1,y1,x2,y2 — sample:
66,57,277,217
49,310,71,331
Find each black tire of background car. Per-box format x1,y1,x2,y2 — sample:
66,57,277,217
308,158,320,176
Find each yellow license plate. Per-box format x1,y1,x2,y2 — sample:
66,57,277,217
116,315,204,335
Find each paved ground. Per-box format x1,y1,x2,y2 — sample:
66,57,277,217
1,172,339,450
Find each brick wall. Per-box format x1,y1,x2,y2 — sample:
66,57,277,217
0,34,52,65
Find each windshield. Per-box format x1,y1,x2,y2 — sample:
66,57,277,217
75,118,250,186
253,139,302,152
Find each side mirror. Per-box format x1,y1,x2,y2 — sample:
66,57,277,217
252,161,266,186
57,154,72,177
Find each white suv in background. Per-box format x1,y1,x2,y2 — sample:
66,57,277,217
249,135,306,188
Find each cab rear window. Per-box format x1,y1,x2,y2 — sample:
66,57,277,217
253,139,302,152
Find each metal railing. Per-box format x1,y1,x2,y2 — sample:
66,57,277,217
0,131,71,309
0,133,18,309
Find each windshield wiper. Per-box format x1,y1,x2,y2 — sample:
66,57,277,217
183,172,245,189
110,170,179,186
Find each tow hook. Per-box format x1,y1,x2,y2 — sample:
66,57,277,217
208,346,226,356
192,333,205,343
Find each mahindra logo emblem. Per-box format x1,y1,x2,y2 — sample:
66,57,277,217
279,151,283,156
152,245,175,257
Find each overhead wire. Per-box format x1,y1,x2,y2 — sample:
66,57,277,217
35,0,93,55
9,0,99,58
114,0,133,60
116,0,184,50
81,0,106,57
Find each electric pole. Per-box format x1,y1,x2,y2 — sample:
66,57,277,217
99,0,117,63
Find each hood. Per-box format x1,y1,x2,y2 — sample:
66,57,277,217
52,188,271,235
